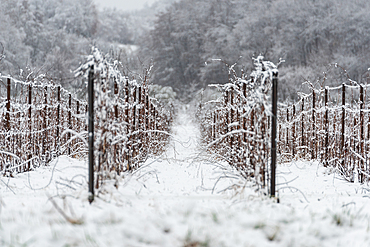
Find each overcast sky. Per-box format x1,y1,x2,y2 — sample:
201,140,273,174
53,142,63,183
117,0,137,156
94,0,157,11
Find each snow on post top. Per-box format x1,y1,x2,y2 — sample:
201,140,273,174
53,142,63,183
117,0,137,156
250,55,278,90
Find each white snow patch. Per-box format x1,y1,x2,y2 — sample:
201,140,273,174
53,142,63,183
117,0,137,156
1,108,370,246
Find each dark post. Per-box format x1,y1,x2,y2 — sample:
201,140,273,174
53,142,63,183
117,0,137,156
243,82,247,98
125,80,130,169
225,91,229,135
243,108,247,143
56,86,61,150
125,80,129,126
301,98,305,153
325,87,329,167
286,108,289,153
271,71,278,197
68,93,72,155
312,90,316,159
88,65,95,204
76,100,80,131
43,86,47,156
360,85,364,181
292,105,296,157
114,79,119,119
132,87,137,136
341,84,345,168
113,79,118,171
6,78,10,131
230,90,234,147
360,85,364,148
28,84,32,171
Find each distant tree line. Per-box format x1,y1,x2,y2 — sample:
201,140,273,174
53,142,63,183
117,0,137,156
139,0,370,101
1,0,370,101
0,0,138,90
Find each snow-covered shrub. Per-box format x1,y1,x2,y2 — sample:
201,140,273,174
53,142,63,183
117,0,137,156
198,56,278,192
278,64,370,183
76,47,173,187
0,73,87,175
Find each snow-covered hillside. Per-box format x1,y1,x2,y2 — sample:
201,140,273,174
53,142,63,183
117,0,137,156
1,108,370,246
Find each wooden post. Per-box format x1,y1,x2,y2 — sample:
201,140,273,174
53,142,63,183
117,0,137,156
325,87,329,167
56,86,61,151
301,98,305,156
125,80,129,131
113,79,118,172
27,84,32,171
76,100,80,132
312,90,316,159
250,108,255,174
132,87,137,132
243,108,247,143
225,91,229,135
125,80,130,170
286,108,289,154
368,107,370,141
243,82,247,98
6,78,10,131
292,105,296,157
360,85,364,182
5,78,11,171
43,86,47,157
341,84,345,168
270,71,278,197
88,65,95,204
138,86,143,161
230,90,234,147
114,80,119,119
261,108,266,187
68,93,72,155
213,112,216,140
146,95,150,154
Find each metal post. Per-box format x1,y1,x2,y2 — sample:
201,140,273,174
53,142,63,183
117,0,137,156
301,98,305,156
360,85,364,182
312,90,316,159
28,84,32,171
68,93,72,155
56,86,61,151
88,65,95,204
6,78,10,131
325,87,329,167
43,86,47,157
271,71,278,198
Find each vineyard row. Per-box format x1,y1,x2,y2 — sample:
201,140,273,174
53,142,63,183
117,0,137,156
0,69,172,181
199,61,370,191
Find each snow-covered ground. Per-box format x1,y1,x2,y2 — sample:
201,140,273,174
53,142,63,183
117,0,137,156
1,108,370,247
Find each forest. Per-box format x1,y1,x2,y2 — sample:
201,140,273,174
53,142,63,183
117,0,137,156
1,0,370,101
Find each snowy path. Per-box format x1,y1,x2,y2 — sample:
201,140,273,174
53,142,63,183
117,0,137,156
1,108,370,246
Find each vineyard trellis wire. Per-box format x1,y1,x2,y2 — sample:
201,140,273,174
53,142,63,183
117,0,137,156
0,47,173,183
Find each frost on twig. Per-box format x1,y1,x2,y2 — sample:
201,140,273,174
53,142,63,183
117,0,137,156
197,57,279,193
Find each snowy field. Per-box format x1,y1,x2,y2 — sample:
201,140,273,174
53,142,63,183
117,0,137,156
1,109,370,247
